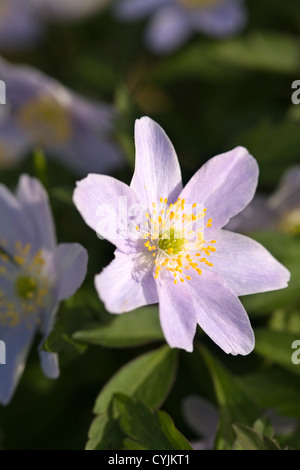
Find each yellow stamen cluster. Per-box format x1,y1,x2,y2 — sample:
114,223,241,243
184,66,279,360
0,240,49,328
137,197,216,285
278,208,300,236
178,0,220,9
17,95,72,146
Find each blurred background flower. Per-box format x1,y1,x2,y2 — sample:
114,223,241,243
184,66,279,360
0,0,109,51
182,395,299,450
0,0,42,50
0,0,299,452
0,57,124,175
0,175,87,405
227,166,300,235
114,0,247,54
30,0,110,23
182,395,219,449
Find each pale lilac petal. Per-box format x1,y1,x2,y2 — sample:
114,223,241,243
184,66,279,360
208,229,290,296
95,250,158,313
187,269,254,355
0,121,31,169
54,243,88,301
192,0,247,38
179,146,259,231
47,95,124,175
0,183,34,253
145,6,192,54
131,117,183,207
0,56,54,102
0,324,36,405
39,350,59,379
114,0,169,20
70,95,117,134
38,244,87,378
157,273,197,352
73,174,141,253
16,175,56,252
37,302,60,380
0,91,32,168
0,57,74,115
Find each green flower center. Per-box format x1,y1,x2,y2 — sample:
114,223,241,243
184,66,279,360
158,228,185,255
0,241,49,328
15,275,38,300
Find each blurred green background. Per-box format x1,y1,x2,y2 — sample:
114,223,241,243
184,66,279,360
0,0,300,450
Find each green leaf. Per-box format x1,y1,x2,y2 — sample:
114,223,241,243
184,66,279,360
239,369,300,419
43,304,93,354
51,186,74,206
211,32,300,74
253,417,275,439
86,345,178,450
74,55,119,93
73,306,164,348
155,32,300,83
235,120,300,186
33,147,48,188
200,346,260,449
158,411,193,450
254,329,300,375
86,413,124,451
115,394,192,450
269,309,300,334
94,345,177,414
232,423,281,450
